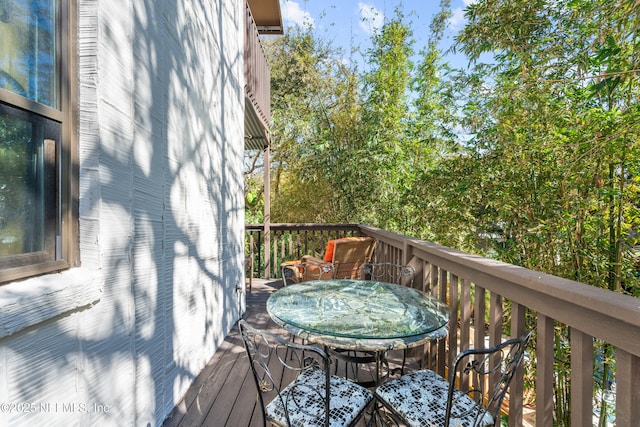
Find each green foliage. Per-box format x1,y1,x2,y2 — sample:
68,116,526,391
259,0,640,291
0,113,30,255
262,24,364,223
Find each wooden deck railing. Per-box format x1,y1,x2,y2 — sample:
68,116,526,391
245,223,364,279
245,223,640,426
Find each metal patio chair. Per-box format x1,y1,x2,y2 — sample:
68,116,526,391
238,319,373,427
359,262,416,286
374,331,531,427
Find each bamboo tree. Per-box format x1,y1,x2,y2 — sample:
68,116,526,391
358,6,415,230
452,0,640,422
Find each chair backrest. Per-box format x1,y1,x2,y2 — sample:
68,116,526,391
238,320,331,427
281,261,334,286
359,262,416,286
445,331,531,427
327,236,376,279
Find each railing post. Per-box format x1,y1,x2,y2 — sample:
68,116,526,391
263,146,271,278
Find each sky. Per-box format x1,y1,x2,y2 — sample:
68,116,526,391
279,0,478,69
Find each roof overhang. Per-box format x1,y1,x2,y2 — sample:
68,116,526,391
247,0,284,35
244,96,270,150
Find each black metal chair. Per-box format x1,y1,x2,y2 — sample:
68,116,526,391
359,262,416,286
281,261,334,286
238,320,373,427
374,331,531,427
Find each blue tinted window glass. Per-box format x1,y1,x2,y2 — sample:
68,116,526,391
0,0,57,107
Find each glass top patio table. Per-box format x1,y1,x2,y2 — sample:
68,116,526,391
266,279,449,352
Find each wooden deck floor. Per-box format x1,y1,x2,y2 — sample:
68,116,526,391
162,279,280,427
162,278,413,427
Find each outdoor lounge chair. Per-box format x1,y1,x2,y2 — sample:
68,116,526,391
283,236,375,282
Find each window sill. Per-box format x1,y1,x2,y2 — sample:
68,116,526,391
0,268,103,339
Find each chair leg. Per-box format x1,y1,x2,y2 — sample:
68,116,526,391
368,400,401,427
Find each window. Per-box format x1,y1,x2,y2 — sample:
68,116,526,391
0,0,77,283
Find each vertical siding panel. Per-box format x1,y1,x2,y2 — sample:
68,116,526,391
1,0,246,424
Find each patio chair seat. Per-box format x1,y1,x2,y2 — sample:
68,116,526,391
375,369,494,427
375,331,531,427
266,368,373,427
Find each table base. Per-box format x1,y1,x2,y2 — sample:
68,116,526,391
327,347,404,388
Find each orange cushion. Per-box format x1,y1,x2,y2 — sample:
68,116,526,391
324,240,337,262
323,236,369,262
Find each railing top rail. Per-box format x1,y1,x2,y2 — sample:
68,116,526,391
246,223,363,232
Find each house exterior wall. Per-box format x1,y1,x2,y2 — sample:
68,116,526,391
0,0,246,425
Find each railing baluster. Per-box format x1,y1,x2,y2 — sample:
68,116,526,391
537,314,554,427
434,265,447,376
449,272,459,377
570,328,593,427
280,233,285,271
509,302,526,427
473,284,485,351
311,229,318,256
616,349,640,424
488,293,503,399
272,234,278,278
460,277,471,355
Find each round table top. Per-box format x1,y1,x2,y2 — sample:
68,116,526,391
267,279,450,351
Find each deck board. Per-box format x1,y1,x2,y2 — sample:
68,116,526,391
163,279,282,427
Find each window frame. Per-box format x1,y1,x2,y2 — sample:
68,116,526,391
0,0,78,284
